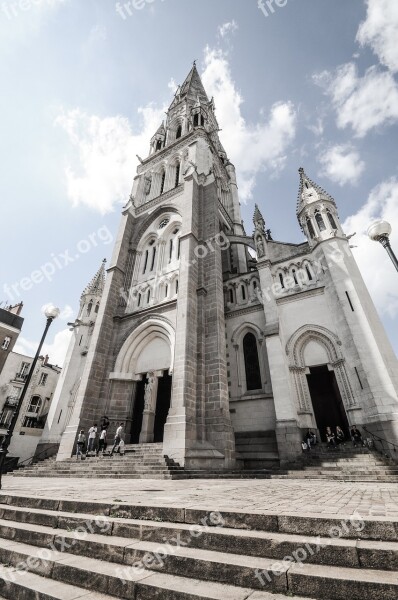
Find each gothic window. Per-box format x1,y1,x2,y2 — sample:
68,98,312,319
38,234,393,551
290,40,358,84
86,301,93,316
95,302,99,314
160,170,166,194
292,269,298,285
315,211,326,232
307,218,316,239
156,139,162,151
229,289,234,303
175,279,179,294
241,285,246,301
243,333,262,391
1,337,11,351
327,211,338,229
159,218,169,229
147,290,151,303
306,265,313,281
200,115,205,126
279,273,285,289
137,293,142,307
165,284,168,298
143,250,149,274
150,247,157,271
193,113,199,127
169,239,173,262
175,163,180,187
176,125,182,139
177,238,181,259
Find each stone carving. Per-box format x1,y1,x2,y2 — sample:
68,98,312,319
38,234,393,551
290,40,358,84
256,238,265,258
144,372,155,410
144,176,152,195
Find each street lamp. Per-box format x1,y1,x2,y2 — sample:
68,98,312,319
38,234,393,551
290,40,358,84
367,220,398,273
0,304,60,488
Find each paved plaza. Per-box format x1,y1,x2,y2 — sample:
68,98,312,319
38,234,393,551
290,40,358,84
2,476,398,519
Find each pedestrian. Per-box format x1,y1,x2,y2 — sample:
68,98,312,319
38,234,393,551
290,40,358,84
110,422,124,456
87,423,98,455
76,430,86,460
325,426,337,448
336,425,345,445
351,425,365,447
100,415,110,432
97,428,107,456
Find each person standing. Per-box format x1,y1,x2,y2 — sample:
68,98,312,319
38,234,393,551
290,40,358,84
76,430,86,460
87,423,98,455
97,428,107,456
110,423,124,456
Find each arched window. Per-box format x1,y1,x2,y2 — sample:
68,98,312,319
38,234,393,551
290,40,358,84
160,170,166,194
175,279,179,294
229,289,234,303
307,218,316,239
292,269,298,285
175,163,180,187
150,247,156,271
1,336,11,351
327,211,338,230
143,250,149,274
165,284,169,298
156,139,162,151
137,293,142,307
193,113,199,127
176,125,182,139
27,396,42,414
279,273,285,289
315,211,326,232
147,290,151,304
95,303,99,314
200,115,205,126
243,333,262,391
86,301,93,316
241,285,246,301
306,265,313,281
177,238,181,259
169,239,173,262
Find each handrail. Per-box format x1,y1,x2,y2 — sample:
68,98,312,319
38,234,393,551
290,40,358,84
362,425,398,455
3,443,59,470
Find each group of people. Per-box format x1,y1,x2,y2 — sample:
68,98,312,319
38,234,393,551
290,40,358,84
76,417,125,459
302,425,366,451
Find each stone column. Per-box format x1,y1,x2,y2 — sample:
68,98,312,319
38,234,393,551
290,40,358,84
139,371,160,443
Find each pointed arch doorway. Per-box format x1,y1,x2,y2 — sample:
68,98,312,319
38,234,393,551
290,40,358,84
130,370,172,444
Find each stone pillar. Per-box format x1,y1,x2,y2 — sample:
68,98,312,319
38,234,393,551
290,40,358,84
139,371,160,443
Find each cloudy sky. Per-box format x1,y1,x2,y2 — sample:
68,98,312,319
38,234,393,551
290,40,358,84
1,0,398,364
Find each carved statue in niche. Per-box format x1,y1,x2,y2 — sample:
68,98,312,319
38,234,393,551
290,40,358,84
144,372,155,410
144,175,152,196
256,237,265,258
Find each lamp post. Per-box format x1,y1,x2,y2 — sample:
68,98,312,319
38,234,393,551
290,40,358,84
367,220,398,273
0,304,60,489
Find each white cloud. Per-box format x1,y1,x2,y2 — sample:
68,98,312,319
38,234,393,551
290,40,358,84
318,144,365,186
218,20,238,38
59,305,74,321
14,328,72,368
343,177,398,318
314,62,398,137
357,0,398,74
55,104,165,214
201,47,296,201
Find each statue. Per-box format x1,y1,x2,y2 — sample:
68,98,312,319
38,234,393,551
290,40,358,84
256,238,265,258
144,372,155,410
144,176,152,196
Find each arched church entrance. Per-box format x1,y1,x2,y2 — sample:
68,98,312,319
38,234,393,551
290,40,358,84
306,365,350,441
112,318,175,445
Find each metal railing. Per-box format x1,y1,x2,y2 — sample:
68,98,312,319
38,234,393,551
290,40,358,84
362,425,398,458
3,443,59,471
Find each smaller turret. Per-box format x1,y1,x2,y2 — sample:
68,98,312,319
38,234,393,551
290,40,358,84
297,168,342,246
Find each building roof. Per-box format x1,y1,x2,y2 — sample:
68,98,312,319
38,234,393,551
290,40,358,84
296,167,336,215
81,259,106,299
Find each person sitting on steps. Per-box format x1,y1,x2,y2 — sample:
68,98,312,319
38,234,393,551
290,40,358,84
326,426,337,448
351,425,365,448
336,425,345,446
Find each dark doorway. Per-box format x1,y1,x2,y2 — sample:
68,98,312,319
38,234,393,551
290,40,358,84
306,365,350,441
153,373,172,442
130,377,146,444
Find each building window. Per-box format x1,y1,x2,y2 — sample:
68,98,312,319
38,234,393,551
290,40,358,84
243,333,262,391
279,273,285,289
177,238,181,259
27,396,42,414
156,139,162,151
147,290,151,304
137,293,142,307
175,163,180,187
306,265,313,281
169,239,173,262
1,337,11,351
86,301,93,316
160,170,166,194
143,250,149,274
315,212,326,232
39,373,48,386
193,113,199,127
327,211,338,229
175,279,179,295
165,284,169,298
176,125,182,139
292,269,298,285
20,362,30,376
95,302,99,314
229,289,234,303
241,285,246,301
306,218,316,239
159,218,169,229
200,115,205,126
150,247,157,271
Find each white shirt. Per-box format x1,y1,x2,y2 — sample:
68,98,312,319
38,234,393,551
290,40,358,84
100,429,107,440
88,426,97,439
115,426,123,438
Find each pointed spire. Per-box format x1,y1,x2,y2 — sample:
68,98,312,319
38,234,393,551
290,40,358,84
297,167,335,214
170,62,209,110
81,259,106,298
253,204,266,232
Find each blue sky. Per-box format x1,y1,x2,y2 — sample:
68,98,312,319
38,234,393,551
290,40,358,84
1,0,398,364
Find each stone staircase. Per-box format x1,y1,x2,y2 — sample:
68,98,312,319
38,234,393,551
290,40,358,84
0,492,396,599
11,443,182,479
235,430,279,469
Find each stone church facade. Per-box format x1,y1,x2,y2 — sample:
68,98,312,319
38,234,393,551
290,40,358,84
41,65,398,469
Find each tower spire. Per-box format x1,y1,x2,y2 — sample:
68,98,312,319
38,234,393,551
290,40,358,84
297,167,335,216
81,259,106,299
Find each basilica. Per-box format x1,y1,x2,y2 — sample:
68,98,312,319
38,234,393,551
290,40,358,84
38,64,398,470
